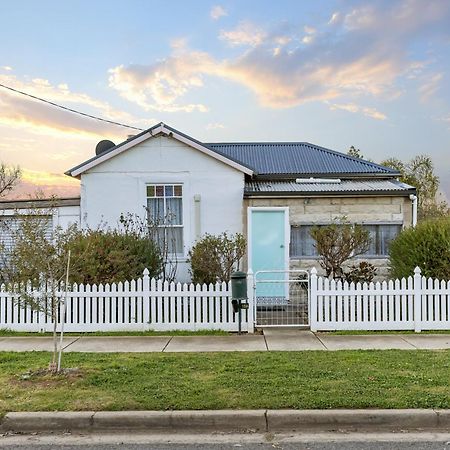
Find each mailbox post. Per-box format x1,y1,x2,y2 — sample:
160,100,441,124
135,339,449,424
231,271,248,334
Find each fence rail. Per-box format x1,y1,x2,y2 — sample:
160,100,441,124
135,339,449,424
0,269,253,333
310,267,450,331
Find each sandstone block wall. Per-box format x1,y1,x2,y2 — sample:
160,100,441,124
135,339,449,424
244,195,412,280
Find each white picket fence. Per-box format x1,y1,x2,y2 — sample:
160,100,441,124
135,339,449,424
0,269,253,333
310,267,450,331
2,266,449,333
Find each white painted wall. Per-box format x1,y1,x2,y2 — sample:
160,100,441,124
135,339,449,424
81,135,245,281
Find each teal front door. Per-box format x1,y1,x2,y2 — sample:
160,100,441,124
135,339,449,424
250,208,288,301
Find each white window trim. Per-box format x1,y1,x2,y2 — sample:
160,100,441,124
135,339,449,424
140,176,191,259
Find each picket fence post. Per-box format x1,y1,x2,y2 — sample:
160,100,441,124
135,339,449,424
142,268,150,331
310,267,318,332
413,266,422,333
246,270,254,334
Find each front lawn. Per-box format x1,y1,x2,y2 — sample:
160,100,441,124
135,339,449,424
1,350,450,414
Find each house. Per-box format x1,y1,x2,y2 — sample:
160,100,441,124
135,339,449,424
0,122,416,281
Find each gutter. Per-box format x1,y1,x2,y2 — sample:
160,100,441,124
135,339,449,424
251,172,402,181
244,189,417,198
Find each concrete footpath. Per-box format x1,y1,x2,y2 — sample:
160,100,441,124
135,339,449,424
0,330,450,352
1,409,450,434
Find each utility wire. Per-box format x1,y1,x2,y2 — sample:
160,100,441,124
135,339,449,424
0,82,145,132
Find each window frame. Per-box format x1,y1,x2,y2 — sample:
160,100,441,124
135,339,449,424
146,183,184,256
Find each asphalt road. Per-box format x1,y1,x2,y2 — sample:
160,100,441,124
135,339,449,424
1,434,450,450
1,443,450,449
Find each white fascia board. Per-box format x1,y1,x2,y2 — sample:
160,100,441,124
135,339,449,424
69,124,253,177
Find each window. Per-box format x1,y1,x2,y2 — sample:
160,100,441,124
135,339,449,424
146,184,183,254
0,215,53,268
364,224,402,256
290,225,317,257
290,224,401,258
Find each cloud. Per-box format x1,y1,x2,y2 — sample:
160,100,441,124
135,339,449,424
437,114,450,129
1,66,12,71
328,12,341,25
108,0,450,113
206,122,225,130
0,73,146,139
108,61,209,113
2,169,80,200
328,102,387,120
418,73,443,101
210,5,227,20
219,22,267,47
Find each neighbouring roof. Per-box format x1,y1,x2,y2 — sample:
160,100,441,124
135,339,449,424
244,179,415,197
207,142,399,178
0,197,80,210
66,122,400,179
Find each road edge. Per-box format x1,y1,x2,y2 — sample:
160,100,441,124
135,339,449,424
1,409,450,434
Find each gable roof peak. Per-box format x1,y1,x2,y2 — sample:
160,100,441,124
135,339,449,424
65,122,253,178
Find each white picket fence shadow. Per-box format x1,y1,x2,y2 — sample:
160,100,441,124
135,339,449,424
310,267,450,331
0,269,253,333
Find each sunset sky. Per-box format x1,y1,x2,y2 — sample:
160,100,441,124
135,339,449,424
0,0,449,199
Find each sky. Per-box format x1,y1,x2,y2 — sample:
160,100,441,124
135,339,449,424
0,0,449,199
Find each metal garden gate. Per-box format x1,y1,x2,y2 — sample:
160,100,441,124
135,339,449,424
253,270,310,327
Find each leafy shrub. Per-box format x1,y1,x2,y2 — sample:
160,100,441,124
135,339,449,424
345,261,377,284
310,218,371,279
389,218,450,279
68,228,162,284
188,233,246,284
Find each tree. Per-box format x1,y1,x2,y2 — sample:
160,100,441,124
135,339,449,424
310,218,371,279
0,207,163,371
188,233,246,284
389,217,450,279
0,163,21,198
381,155,449,220
3,213,76,371
347,146,364,159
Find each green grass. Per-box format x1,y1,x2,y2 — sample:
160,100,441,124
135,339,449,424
0,329,228,337
1,350,450,414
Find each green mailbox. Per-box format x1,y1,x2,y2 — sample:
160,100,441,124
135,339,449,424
231,271,248,334
231,271,247,300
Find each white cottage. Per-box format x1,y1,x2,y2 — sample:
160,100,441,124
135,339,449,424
0,122,417,281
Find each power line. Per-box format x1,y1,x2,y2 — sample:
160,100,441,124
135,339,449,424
0,82,145,132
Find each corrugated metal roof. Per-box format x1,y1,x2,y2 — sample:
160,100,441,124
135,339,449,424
207,142,397,176
0,197,80,210
67,122,400,178
245,179,415,196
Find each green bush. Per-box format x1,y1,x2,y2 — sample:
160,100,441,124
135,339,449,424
389,218,450,279
188,232,246,284
68,229,162,284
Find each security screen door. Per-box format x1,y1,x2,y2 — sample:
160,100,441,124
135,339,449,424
250,208,310,327
250,208,288,302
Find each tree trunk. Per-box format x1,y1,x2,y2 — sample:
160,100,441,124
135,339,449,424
50,295,58,372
